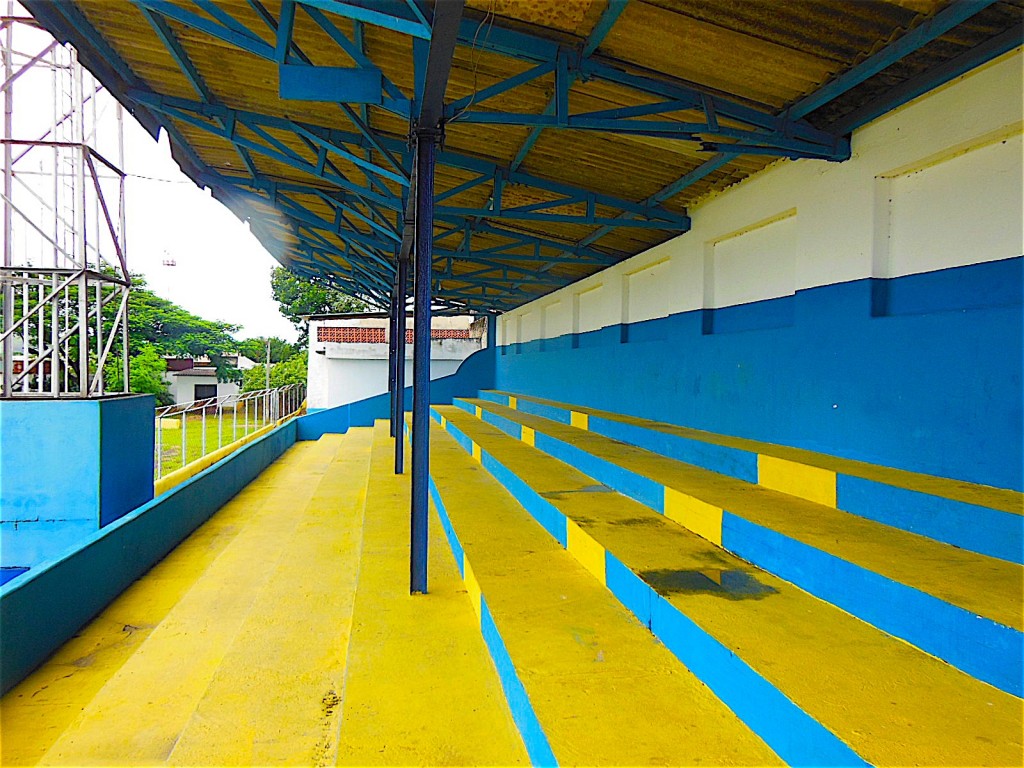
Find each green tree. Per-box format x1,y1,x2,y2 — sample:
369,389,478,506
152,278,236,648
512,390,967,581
241,351,307,392
237,336,297,365
271,267,367,344
105,343,173,405
123,275,241,382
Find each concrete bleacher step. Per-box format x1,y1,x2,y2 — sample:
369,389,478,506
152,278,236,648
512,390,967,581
424,420,784,767
433,404,1024,767
333,421,526,766
479,390,1023,565
1,432,372,766
453,396,1024,698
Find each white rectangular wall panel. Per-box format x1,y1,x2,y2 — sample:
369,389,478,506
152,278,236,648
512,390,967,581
887,135,1023,277
543,301,569,338
520,311,541,343
625,259,673,323
575,284,608,333
708,214,797,309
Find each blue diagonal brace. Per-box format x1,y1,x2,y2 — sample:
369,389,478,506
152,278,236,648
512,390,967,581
786,0,1000,121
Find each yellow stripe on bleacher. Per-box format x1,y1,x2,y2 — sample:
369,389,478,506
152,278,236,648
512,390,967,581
508,396,518,409
472,442,482,463
566,519,606,586
521,426,535,446
758,455,837,507
464,557,482,620
440,415,447,429
663,488,724,547
570,411,589,430
475,406,483,418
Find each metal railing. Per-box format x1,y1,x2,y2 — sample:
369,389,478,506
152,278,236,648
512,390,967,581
154,384,305,479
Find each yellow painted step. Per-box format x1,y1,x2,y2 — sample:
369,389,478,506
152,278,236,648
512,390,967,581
467,399,1023,632
486,390,1023,514
334,421,527,766
1,434,362,766
438,406,1024,767
165,428,373,765
428,421,783,766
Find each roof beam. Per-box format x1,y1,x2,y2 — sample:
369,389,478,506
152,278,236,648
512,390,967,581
128,90,690,231
507,0,627,173
398,0,464,262
785,0,1000,121
830,21,1023,134
296,0,431,39
133,3,258,177
416,1,463,130
450,7,847,161
134,0,275,59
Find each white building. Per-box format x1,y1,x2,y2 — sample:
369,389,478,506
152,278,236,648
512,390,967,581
162,354,257,404
306,314,484,412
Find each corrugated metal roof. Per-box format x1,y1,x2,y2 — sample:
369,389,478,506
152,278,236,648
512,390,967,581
24,0,1023,312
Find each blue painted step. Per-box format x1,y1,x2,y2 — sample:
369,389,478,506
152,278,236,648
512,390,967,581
432,405,1024,767
478,391,1024,565
455,396,1024,699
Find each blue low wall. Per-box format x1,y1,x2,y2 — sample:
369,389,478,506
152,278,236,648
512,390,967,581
0,420,297,695
496,259,1023,491
297,346,496,440
0,395,155,569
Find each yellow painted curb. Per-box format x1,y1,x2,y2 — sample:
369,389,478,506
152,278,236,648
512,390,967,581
521,426,535,447
566,519,606,585
664,487,724,547
758,455,837,507
464,557,482,620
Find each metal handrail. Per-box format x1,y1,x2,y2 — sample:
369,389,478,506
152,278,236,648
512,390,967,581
154,384,305,478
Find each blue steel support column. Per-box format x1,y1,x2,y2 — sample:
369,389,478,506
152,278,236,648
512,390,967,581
410,128,436,594
486,313,497,348
393,254,408,473
388,271,399,438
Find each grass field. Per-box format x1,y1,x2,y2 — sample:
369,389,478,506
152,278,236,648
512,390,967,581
155,410,271,477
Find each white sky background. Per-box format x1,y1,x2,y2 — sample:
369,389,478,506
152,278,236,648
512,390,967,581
121,123,300,343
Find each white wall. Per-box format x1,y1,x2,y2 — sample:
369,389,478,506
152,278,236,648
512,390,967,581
315,357,465,410
500,50,1023,340
165,375,239,405
306,323,482,410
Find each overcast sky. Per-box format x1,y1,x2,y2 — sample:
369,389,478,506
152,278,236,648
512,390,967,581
121,117,299,343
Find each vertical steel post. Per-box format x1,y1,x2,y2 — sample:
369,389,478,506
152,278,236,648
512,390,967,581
387,272,399,438
410,129,436,595
2,4,14,396
393,254,408,474
486,314,497,348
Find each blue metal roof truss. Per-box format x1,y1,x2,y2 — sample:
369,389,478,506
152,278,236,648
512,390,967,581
31,0,1008,313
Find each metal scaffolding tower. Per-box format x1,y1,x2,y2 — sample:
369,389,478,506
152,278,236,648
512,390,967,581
0,1,129,398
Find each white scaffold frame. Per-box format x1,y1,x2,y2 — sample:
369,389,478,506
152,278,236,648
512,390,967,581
1,3,130,398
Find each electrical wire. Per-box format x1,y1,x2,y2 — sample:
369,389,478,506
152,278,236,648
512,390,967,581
449,0,496,123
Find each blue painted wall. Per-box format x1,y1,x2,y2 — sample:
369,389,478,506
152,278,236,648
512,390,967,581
99,395,156,526
297,346,496,440
0,395,155,569
496,259,1023,491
